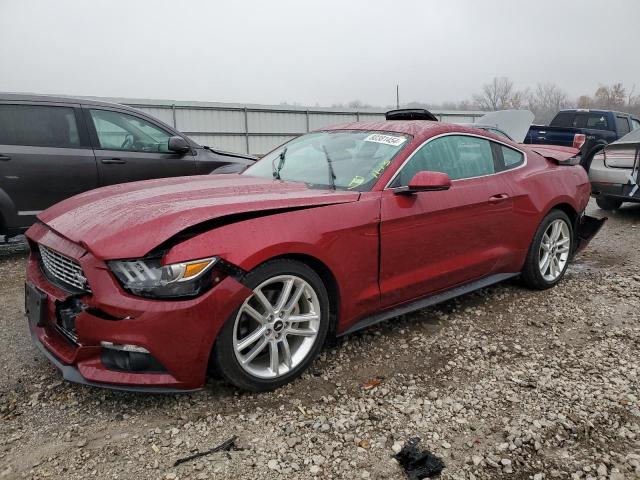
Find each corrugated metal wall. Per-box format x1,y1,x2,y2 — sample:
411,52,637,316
98,97,486,155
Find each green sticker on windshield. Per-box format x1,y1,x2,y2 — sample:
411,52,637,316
372,159,391,178
347,176,365,189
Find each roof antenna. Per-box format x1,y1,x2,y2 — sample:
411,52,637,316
396,85,400,109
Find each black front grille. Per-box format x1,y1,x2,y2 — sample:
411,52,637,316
38,245,91,293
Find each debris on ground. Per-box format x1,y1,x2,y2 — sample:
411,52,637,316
393,437,445,479
173,435,238,466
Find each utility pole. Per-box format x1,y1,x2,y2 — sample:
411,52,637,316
396,85,400,109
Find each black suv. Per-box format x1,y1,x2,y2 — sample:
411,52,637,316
0,94,255,238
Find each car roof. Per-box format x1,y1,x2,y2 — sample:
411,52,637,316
0,92,144,115
321,120,513,145
322,120,444,138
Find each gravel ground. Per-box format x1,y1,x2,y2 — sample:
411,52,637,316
1,200,639,480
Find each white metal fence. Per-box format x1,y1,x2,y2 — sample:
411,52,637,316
98,97,487,155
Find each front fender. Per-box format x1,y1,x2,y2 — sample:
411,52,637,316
163,196,382,331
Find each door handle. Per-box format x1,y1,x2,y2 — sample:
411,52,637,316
488,193,510,203
101,158,126,164
0,155,11,161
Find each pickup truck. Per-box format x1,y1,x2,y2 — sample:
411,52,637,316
524,109,640,169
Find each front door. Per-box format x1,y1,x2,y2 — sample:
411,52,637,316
85,107,196,187
379,134,515,307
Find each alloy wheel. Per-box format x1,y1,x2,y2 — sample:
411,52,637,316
538,219,570,282
232,275,321,379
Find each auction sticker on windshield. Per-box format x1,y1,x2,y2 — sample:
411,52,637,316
364,133,407,147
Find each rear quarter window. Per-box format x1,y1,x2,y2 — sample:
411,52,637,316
0,104,81,148
500,145,525,170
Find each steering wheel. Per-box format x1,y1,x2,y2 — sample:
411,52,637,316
121,134,135,150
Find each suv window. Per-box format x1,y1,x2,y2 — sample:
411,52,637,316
392,135,495,186
90,109,172,153
633,119,640,131
616,116,631,136
0,104,81,148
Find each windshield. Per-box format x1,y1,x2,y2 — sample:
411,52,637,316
242,130,411,191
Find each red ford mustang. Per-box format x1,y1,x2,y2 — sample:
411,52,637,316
25,119,603,392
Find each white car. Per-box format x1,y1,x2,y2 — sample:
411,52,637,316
589,129,640,210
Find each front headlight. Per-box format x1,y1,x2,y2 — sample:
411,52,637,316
109,257,218,299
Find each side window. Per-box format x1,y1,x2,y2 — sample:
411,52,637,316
616,116,631,136
89,109,172,153
632,119,640,131
392,135,495,186
585,114,610,130
551,112,574,127
0,104,81,148
500,145,525,170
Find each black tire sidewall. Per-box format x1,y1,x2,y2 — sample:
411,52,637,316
213,259,330,391
523,210,573,289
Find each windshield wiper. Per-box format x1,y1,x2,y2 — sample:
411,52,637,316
272,147,287,180
321,146,337,190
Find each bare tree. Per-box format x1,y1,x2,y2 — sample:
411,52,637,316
472,77,519,111
528,83,571,123
594,83,626,109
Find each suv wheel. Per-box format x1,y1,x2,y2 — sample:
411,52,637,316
213,259,330,391
595,195,622,211
521,210,573,290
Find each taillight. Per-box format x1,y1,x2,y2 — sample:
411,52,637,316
573,134,586,150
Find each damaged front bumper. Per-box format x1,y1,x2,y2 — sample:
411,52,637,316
25,225,253,392
574,214,606,255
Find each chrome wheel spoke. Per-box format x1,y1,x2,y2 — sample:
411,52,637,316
287,326,316,337
236,325,266,352
540,253,551,275
254,288,274,314
550,221,561,241
269,341,279,375
281,338,292,369
284,282,305,313
289,313,320,323
275,278,294,312
241,337,268,365
242,304,267,324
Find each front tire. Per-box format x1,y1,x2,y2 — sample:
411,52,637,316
521,210,573,290
213,259,330,391
595,195,622,211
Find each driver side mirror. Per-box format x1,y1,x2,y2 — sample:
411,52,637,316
168,136,190,154
395,171,451,194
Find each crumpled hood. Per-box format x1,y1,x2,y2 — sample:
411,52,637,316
38,174,360,259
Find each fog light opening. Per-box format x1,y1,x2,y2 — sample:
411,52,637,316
100,341,149,354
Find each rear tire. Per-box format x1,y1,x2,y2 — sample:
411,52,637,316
595,195,622,211
213,259,330,392
521,210,573,290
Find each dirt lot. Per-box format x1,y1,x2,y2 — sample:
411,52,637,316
0,200,638,479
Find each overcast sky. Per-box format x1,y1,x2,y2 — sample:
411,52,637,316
1,0,638,107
